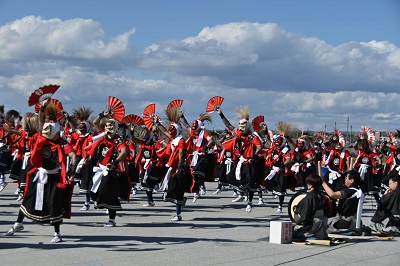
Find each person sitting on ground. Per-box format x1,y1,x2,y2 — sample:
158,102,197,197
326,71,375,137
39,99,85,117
322,170,365,234
369,175,400,234
293,174,329,240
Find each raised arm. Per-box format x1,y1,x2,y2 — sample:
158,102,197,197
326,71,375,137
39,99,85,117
93,110,112,129
216,107,235,132
179,111,190,129
322,179,343,200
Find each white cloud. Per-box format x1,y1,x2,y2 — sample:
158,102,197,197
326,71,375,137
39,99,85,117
0,16,136,61
387,49,400,69
141,22,400,94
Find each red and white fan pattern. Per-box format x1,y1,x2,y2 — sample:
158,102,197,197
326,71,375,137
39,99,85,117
143,103,161,130
361,126,375,143
108,96,125,122
251,115,264,132
167,99,183,110
123,114,145,126
28,84,60,106
206,96,224,114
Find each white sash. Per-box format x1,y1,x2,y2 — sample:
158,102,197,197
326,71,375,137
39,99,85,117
328,168,341,184
142,169,149,184
33,167,61,211
291,162,300,174
349,187,365,229
235,156,247,180
225,158,232,175
91,164,109,193
22,152,31,170
265,166,280,181
196,130,204,147
191,151,200,167
12,150,18,160
358,164,369,181
75,157,86,173
160,167,173,191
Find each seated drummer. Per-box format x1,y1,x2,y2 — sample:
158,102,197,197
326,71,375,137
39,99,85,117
293,174,329,240
369,175,400,234
322,170,364,234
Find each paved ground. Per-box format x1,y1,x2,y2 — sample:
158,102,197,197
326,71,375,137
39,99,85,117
0,179,399,266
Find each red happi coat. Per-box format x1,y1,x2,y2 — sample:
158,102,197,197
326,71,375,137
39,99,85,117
233,129,262,160
71,132,93,158
86,135,128,172
324,148,351,173
28,135,68,189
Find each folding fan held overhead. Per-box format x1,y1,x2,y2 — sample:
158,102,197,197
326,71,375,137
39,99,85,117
314,131,329,142
386,131,397,146
361,126,375,143
34,98,64,121
167,99,183,110
123,114,145,126
107,96,125,122
251,115,264,132
143,103,159,130
28,84,60,106
206,96,224,114
334,128,345,147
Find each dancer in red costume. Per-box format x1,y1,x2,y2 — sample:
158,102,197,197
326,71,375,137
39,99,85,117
86,117,130,227
13,113,40,201
352,127,381,204
181,112,214,202
158,107,192,221
216,106,263,213
68,107,94,211
265,122,295,213
322,129,351,192
0,108,22,192
4,99,76,243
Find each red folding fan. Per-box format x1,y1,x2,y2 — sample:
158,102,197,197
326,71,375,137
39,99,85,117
386,131,397,147
334,128,345,147
108,96,125,122
361,126,375,143
143,103,157,130
251,115,264,132
28,84,60,106
123,114,145,126
34,98,64,121
206,96,224,113
314,131,329,142
167,99,183,110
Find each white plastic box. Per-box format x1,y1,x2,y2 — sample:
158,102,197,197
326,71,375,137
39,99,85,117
269,221,292,244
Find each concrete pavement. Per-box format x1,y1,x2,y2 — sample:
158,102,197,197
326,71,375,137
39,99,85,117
0,180,398,266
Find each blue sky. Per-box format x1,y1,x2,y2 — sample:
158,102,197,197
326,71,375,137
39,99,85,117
2,1,399,47
1,0,400,135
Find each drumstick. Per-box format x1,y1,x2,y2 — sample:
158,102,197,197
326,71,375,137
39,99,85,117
307,239,332,246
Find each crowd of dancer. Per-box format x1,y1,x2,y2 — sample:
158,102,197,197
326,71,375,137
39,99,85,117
0,97,399,243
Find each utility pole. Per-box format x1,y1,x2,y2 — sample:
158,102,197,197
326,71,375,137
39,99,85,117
324,124,327,134
350,125,353,144
346,116,349,146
